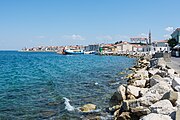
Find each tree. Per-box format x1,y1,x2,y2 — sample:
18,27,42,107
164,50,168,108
115,41,122,44
168,38,178,49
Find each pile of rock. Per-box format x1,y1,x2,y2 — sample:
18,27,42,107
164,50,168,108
109,57,180,120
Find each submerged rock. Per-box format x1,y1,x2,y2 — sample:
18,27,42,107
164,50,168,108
40,110,57,118
80,104,96,112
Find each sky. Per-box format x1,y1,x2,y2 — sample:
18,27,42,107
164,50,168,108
0,0,180,50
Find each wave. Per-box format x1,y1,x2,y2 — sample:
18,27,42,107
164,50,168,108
63,97,75,112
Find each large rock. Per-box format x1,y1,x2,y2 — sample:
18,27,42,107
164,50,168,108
109,85,126,106
133,80,147,88
156,71,168,78
108,105,121,113
122,99,140,111
117,84,126,100
150,100,175,115
116,112,131,120
127,94,136,100
168,69,175,75
149,75,162,87
172,77,180,92
148,68,160,77
139,88,149,97
135,69,149,79
158,58,166,69
161,91,178,106
139,81,173,106
130,106,151,117
79,104,96,112
127,85,141,97
140,113,173,120
150,75,172,87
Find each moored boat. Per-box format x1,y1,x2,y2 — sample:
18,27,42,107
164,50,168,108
63,49,84,55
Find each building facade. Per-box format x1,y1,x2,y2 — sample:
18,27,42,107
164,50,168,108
84,44,99,52
151,40,169,54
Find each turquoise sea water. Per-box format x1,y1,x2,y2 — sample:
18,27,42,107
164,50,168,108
0,51,136,119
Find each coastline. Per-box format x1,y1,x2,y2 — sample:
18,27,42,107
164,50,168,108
107,55,180,120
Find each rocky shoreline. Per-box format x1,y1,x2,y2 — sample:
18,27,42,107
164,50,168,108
108,56,180,120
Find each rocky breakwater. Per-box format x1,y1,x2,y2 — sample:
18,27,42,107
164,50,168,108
109,57,180,120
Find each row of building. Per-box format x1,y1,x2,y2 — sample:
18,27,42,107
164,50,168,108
21,28,180,56
22,40,169,55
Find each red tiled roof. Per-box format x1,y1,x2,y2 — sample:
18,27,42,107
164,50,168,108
153,40,168,43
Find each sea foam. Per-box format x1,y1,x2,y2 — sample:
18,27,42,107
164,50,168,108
63,97,75,112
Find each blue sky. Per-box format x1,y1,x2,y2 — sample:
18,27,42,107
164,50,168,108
0,0,180,50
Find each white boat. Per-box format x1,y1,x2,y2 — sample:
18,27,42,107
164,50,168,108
63,49,84,55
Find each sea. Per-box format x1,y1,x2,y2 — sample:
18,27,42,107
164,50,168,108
0,51,136,119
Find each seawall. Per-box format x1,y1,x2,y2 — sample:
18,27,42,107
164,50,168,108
109,55,180,120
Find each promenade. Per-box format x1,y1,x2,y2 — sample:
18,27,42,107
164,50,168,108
166,57,180,74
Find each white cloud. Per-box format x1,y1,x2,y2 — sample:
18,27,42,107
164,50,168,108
140,33,147,37
165,27,174,32
63,34,85,40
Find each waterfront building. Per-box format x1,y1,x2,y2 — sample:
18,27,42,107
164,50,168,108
171,28,180,43
84,44,99,52
115,42,133,53
100,44,115,54
152,40,169,53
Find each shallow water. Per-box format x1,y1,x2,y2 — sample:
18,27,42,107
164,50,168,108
0,51,136,119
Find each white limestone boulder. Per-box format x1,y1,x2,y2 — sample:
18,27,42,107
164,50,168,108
117,84,126,100
139,88,149,97
150,100,176,115
140,113,173,120
149,75,162,87
136,69,149,79
161,91,178,106
168,69,175,75
150,75,173,87
148,68,161,76
79,104,96,112
176,106,180,120
109,84,126,106
133,80,147,88
139,81,173,106
127,85,141,97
